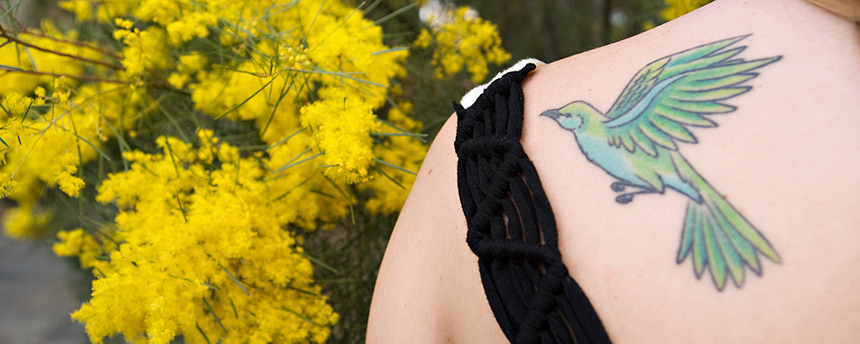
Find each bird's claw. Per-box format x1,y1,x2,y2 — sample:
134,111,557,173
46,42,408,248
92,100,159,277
611,182,626,192
615,193,634,204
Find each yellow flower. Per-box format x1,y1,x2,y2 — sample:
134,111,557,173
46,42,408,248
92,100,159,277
82,133,339,343
4,206,51,239
116,27,172,77
416,6,511,83
2,0,434,342
300,90,381,183
414,28,433,49
661,0,711,21
57,173,85,198
166,12,217,45
114,18,134,29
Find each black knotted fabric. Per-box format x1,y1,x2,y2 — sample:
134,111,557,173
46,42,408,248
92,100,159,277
453,63,612,344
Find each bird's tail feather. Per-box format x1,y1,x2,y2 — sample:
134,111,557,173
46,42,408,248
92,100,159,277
674,157,780,290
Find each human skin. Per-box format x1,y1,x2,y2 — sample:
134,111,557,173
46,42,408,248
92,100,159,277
367,0,860,342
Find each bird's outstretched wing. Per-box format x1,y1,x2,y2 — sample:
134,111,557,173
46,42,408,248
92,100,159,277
602,35,780,156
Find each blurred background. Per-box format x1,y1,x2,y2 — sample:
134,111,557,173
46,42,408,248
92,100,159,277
0,0,690,343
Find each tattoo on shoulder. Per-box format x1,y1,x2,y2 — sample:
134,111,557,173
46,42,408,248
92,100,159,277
541,35,781,291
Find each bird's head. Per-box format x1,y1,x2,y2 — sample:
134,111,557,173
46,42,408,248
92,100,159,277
540,101,594,133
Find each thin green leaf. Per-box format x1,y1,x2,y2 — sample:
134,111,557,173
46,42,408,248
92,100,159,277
19,97,32,123
175,194,188,223
0,136,8,149
0,64,24,71
286,285,319,296
202,297,228,334
22,46,37,72
0,2,23,29
362,0,383,14
0,102,10,117
99,117,130,171
164,138,182,177
373,158,416,175
157,102,191,142
283,67,385,87
215,76,277,119
260,76,294,136
370,132,427,138
282,307,322,327
370,46,408,56
272,177,310,202
317,278,358,284
267,127,306,150
373,2,416,25
221,265,250,296
273,151,320,174
229,298,239,318
303,252,338,274
306,0,363,53
303,0,327,46
321,174,355,224
372,165,405,190
73,132,112,162
195,323,212,344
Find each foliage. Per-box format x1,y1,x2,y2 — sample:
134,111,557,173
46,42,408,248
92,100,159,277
414,6,510,83
661,0,713,21
0,0,713,342
0,0,511,343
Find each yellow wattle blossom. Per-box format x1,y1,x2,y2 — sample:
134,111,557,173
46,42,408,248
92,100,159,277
77,132,339,343
0,20,93,95
0,0,510,340
360,103,427,215
0,172,17,197
165,12,218,45
115,27,172,77
4,205,51,239
301,90,381,183
53,228,112,272
416,6,511,83
662,0,712,21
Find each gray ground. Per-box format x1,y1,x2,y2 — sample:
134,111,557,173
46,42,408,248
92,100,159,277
0,233,88,344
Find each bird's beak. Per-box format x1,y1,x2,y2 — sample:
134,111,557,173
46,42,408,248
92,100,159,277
540,109,560,119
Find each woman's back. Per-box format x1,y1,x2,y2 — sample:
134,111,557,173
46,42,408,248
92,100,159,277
367,0,860,342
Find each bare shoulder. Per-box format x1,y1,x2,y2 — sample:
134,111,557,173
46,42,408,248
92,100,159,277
366,115,507,343
369,0,860,342
521,0,860,343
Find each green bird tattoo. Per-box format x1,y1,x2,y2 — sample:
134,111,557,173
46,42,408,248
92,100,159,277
541,35,781,290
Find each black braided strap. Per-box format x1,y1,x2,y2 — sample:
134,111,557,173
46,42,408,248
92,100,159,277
453,63,611,344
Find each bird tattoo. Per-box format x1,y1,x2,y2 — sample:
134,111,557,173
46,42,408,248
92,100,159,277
541,35,781,290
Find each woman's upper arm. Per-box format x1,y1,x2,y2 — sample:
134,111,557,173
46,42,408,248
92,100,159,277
366,114,508,343
365,115,459,343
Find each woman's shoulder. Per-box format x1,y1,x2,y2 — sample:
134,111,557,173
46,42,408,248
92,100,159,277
366,113,509,343
368,0,860,342
522,0,860,342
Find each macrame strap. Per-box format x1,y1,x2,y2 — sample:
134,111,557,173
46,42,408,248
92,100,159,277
453,63,612,344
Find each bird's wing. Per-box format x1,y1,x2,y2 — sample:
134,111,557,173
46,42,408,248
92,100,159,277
602,35,780,156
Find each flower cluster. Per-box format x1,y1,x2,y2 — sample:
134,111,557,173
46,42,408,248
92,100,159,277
54,131,340,343
661,0,711,20
0,0,510,341
414,6,511,83
0,0,446,342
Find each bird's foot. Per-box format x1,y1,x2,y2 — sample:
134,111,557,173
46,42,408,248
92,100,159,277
614,190,654,204
611,182,627,192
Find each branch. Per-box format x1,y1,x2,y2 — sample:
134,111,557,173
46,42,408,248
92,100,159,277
16,31,123,60
0,67,131,84
0,32,125,70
